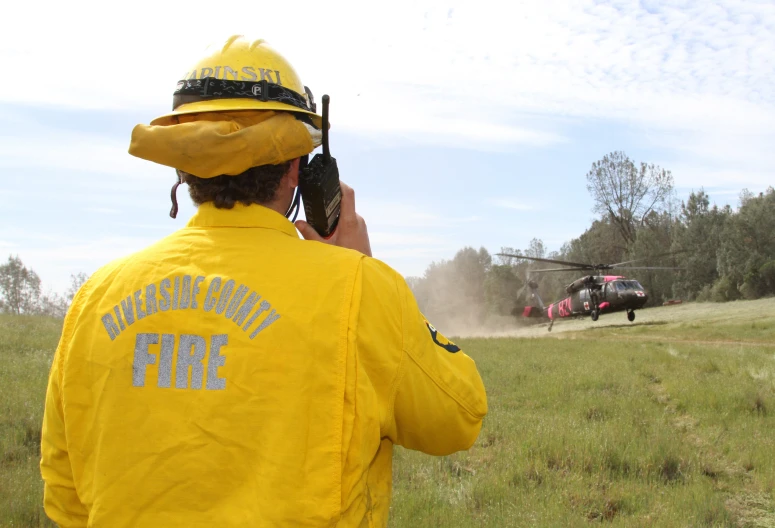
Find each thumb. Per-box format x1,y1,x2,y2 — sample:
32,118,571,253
295,220,324,242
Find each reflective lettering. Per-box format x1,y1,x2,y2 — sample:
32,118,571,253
187,71,197,80
207,334,228,390
145,284,158,315
113,306,126,331
176,334,206,389
158,333,174,388
200,67,214,79
191,276,205,309
243,300,270,331
204,277,221,312
159,278,171,311
275,70,282,85
121,296,135,325
134,290,147,320
133,333,158,387
250,310,280,339
179,275,192,309
232,292,260,326
173,276,180,310
224,285,248,319
241,66,257,81
259,68,274,83
214,66,221,79
101,313,120,340
215,280,235,315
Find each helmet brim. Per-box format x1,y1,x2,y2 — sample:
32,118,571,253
151,99,323,129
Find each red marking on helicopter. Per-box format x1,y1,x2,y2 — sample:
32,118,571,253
603,276,624,282
558,298,572,317
599,302,610,310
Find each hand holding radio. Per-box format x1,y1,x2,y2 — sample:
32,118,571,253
295,94,371,256
295,181,372,257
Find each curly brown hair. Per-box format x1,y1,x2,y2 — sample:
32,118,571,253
179,161,292,208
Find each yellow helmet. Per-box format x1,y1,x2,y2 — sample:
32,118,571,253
151,35,322,128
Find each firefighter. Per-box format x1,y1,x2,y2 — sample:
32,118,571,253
40,35,487,527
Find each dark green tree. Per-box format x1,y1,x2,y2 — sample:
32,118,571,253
671,190,730,300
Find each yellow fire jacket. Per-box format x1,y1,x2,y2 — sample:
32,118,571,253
40,203,487,527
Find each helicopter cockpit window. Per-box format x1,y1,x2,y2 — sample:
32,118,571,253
617,280,645,290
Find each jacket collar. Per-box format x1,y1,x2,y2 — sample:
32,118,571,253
186,202,299,238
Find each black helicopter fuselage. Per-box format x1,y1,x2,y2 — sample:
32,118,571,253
496,250,681,329
523,275,648,322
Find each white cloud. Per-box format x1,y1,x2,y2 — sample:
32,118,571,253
489,199,537,211
0,129,165,181
665,163,773,190
5,233,161,292
6,0,771,154
358,200,479,229
370,232,446,247
85,207,121,214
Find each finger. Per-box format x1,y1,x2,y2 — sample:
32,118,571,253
338,182,356,221
295,220,324,242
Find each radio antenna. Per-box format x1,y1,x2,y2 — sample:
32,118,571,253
322,95,330,161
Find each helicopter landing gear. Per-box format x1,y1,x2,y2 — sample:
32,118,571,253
589,291,600,322
627,310,635,322
548,319,554,332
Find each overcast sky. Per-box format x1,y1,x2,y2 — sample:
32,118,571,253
2,0,773,293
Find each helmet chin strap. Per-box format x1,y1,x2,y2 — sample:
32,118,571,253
285,187,301,222
285,154,308,222
170,171,183,219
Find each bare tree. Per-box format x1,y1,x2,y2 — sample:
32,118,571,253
0,255,42,315
66,272,90,304
585,151,674,245
38,289,68,318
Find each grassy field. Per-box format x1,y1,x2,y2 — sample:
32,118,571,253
2,298,774,527
1,316,59,528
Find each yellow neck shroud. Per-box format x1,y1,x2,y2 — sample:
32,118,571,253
128,111,321,178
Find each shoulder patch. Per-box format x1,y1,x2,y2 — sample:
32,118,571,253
425,321,460,353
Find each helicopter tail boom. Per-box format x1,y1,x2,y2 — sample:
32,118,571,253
522,306,544,318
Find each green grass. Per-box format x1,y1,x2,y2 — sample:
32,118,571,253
1,299,774,527
388,298,775,527
0,316,60,528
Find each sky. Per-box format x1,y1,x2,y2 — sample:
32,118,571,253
1,0,774,293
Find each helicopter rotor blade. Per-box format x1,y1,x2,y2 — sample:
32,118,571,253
610,250,688,267
529,267,594,273
495,253,593,269
612,266,685,271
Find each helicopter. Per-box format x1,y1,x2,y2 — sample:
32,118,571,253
495,252,683,331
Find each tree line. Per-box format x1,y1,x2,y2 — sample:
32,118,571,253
0,255,88,318
408,151,775,331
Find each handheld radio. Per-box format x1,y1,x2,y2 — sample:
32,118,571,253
299,95,341,238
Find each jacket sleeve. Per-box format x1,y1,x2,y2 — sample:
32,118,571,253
40,309,89,527
356,258,487,456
